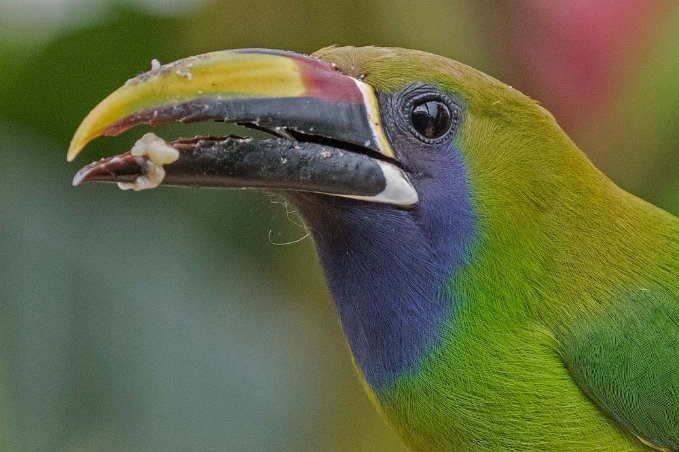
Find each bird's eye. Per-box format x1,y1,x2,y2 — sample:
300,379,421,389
410,99,454,140
392,84,460,143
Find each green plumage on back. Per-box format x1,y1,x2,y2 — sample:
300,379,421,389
563,289,679,450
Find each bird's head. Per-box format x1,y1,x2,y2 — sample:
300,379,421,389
69,46,579,248
68,46,590,388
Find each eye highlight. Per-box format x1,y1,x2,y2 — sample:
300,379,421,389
411,100,452,140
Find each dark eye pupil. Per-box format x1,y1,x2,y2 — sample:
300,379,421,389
411,100,452,139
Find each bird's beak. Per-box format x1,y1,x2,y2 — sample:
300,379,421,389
68,49,418,207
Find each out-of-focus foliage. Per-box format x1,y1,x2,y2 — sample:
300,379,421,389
0,1,676,451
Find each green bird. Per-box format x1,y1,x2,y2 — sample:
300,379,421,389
67,47,678,451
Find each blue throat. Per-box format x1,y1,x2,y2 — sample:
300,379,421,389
293,147,475,391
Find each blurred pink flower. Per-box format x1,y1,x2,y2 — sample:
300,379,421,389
493,0,669,130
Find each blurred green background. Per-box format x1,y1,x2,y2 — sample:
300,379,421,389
0,1,677,450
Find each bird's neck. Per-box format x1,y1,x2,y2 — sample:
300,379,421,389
293,167,475,392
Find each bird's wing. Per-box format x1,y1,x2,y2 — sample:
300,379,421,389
560,288,679,451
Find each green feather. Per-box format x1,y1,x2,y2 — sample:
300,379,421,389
562,288,679,450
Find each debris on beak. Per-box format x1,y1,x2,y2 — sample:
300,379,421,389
129,132,180,165
72,132,179,191
118,133,179,191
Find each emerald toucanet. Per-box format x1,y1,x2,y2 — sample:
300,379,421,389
67,47,678,451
